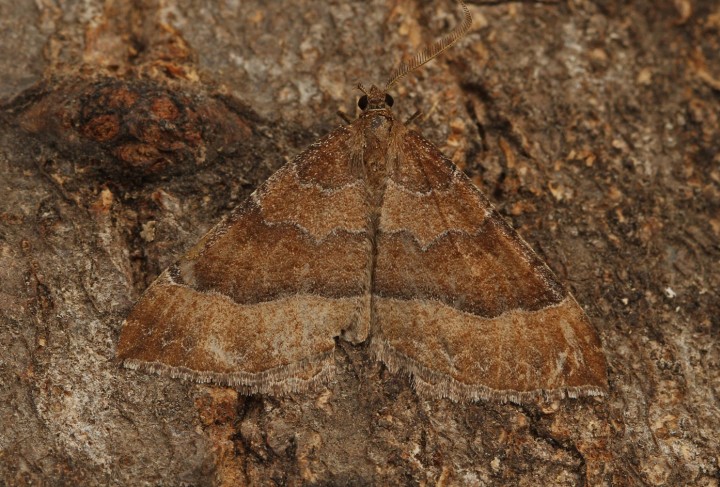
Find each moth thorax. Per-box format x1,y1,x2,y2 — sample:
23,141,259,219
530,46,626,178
360,114,394,186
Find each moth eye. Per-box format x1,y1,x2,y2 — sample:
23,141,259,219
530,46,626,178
358,95,369,110
385,94,394,107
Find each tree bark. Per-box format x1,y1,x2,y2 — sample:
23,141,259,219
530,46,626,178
1,0,718,485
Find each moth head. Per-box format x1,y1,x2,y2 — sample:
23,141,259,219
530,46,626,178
357,84,394,112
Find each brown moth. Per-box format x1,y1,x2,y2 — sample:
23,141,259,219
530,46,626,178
118,1,608,403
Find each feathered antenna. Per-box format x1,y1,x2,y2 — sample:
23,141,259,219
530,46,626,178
386,0,472,90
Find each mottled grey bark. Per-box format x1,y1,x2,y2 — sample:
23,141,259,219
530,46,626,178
1,0,718,485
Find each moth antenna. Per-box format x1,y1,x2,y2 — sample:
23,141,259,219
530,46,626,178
385,0,472,90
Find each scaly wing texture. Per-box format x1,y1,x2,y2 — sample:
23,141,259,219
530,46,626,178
117,126,373,394
371,130,608,403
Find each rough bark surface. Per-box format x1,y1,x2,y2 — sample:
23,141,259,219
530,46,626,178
1,0,718,485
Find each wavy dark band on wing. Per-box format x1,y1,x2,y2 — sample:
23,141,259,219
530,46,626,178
174,203,370,305
373,216,565,317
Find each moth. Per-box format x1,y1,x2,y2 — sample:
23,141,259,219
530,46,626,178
118,1,607,403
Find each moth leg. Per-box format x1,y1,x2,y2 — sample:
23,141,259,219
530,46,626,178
337,110,353,124
405,110,423,125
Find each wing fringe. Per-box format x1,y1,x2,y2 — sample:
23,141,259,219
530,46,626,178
370,338,606,404
122,352,335,395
